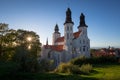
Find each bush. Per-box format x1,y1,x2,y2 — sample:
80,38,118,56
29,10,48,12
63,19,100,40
80,64,92,74
70,56,118,66
70,56,89,66
55,62,80,74
39,59,54,72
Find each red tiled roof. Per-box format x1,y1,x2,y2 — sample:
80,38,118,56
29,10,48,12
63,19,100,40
44,45,64,51
73,31,81,39
55,36,64,42
94,49,116,57
55,31,81,42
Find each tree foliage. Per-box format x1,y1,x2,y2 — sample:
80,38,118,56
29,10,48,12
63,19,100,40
0,23,41,72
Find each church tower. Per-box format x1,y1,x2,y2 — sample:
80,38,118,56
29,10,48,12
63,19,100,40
64,8,74,52
78,13,90,57
52,24,61,45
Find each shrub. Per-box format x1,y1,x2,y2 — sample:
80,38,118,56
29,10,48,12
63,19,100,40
80,64,92,74
70,56,118,66
39,59,54,72
70,56,89,66
55,62,80,74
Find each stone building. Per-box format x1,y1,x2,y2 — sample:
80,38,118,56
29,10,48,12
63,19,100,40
41,8,90,66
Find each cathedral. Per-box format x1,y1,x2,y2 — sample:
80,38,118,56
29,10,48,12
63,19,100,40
41,8,90,66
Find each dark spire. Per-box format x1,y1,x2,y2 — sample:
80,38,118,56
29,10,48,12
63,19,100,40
46,38,48,45
64,8,74,25
54,24,59,32
54,24,60,34
78,13,88,28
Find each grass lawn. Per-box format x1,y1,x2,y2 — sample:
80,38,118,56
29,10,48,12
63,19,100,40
81,64,120,80
0,63,120,80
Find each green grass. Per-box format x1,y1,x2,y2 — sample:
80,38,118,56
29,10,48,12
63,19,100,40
0,72,97,80
81,64,120,80
0,62,120,80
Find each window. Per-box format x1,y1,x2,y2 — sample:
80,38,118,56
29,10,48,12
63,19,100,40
67,26,69,31
67,33,69,39
87,41,89,44
83,31,84,35
48,53,51,58
58,55,60,63
83,46,85,52
70,41,72,45
80,40,81,43
87,47,89,51
70,26,72,30
72,48,75,53
80,47,81,51
83,40,85,44
70,33,72,37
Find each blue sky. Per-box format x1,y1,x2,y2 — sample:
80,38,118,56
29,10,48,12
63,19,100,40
0,0,120,48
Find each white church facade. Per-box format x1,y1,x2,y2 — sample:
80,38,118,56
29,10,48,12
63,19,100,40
41,8,90,66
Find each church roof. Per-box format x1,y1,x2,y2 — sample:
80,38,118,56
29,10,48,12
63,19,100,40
64,8,74,25
55,36,64,42
78,13,88,28
55,31,82,42
44,31,82,52
73,31,82,39
44,45,64,51
54,24,60,33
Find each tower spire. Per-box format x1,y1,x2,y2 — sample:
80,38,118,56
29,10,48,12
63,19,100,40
63,8,74,54
64,8,74,25
54,24,59,33
46,38,48,45
78,13,88,28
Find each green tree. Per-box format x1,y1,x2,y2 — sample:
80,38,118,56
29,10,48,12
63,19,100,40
0,23,9,60
12,29,41,72
0,23,41,72
16,29,41,56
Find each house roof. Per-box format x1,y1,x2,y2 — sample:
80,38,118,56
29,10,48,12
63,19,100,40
55,31,81,42
44,45,64,51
